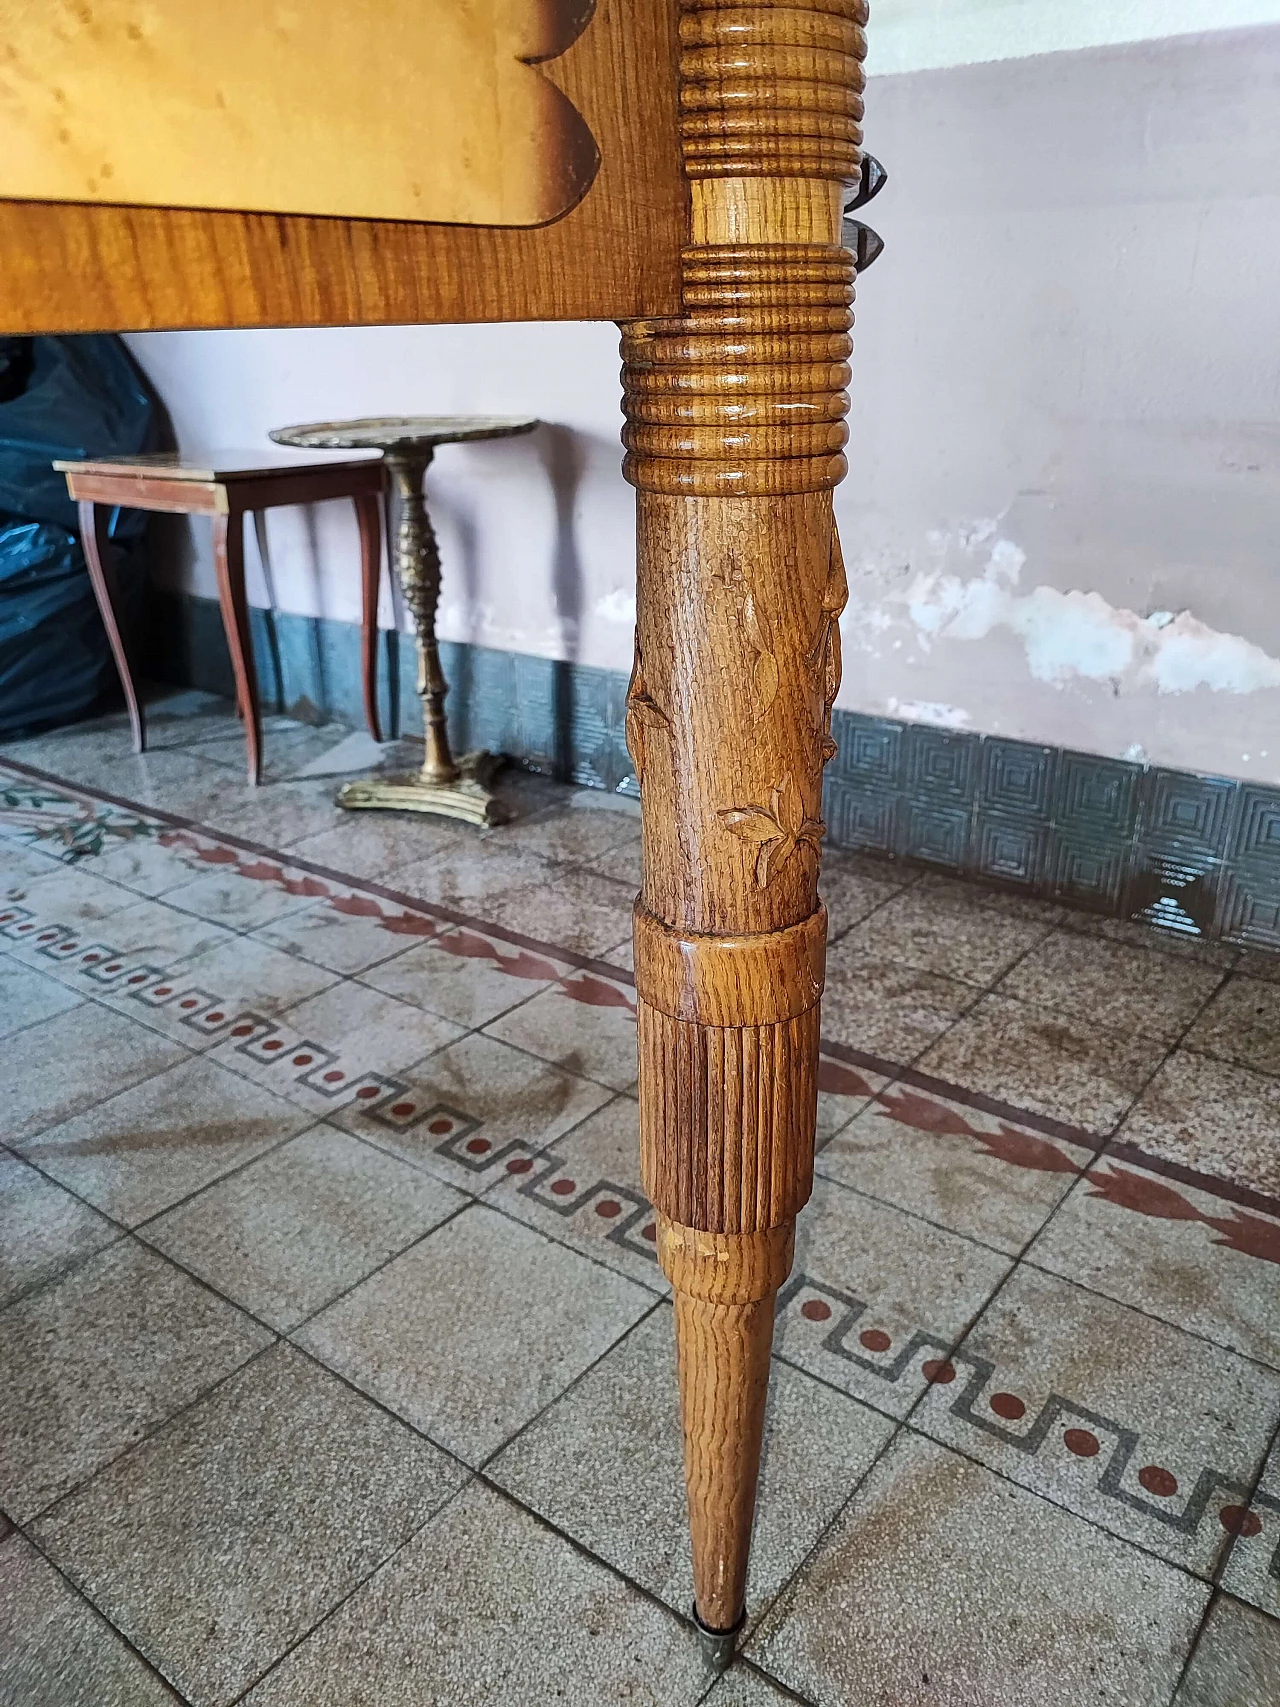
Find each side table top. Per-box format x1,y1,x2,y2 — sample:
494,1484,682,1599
270,416,540,453
53,447,384,482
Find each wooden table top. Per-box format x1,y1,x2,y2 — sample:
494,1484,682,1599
270,416,540,454
52,448,384,483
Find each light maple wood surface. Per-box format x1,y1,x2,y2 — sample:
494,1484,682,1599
1,0,598,227
0,0,684,332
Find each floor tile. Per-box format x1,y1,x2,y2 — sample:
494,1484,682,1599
494,801,639,866
819,852,911,940
819,950,977,1063
919,992,1165,1134
600,936,635,968
486,1095,663,1292
584,837,643,887
496,864,638,959
1173,1593,1280,1705
5,1002,187,1145
21,1055,312,1227
1121,1049,1280,1199
914,1263,1280,1573
839,884,1052,988
814,1053,889,1148
146,1127,466,1331
704,1668,801,1706
816,1082,1086,1254
359,925,563,1027
1236,947,1280,984
999,929,1226,1044
388,840,552,916
1219,1430,1280,1619
288,815,461,883
5,863,142,955
0,959,82,1040
214,980,463,1117
336,1031,612,1196
489,1306,894,1624
294,1202,652,1465
119,931,341,1050
1185,975,1280,1077
1028,1161,1280,1369
916,868,1067,924
749,1431,1207,1707
774,1177,1013,1419
239,1480,709,1707
162,865,318,932
0,1533,181,1707
62,893,235,971
485,978,638,1091
257,896,423,975
82,748,240,820
1065,909,1239,967
201,778,353,850
0,1239,270,1520
72,831,203,899
0,1153,118,1306
32,1344,465,1707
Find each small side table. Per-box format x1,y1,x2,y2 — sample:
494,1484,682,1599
56,449,386,784
270,416,538,827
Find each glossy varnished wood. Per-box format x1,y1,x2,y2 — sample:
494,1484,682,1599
622,0,866,1650
0,0,684,333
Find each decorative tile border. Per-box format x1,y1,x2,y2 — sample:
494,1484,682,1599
778,1270,1280,1572
148,591,1280,949
4,757,1280,1269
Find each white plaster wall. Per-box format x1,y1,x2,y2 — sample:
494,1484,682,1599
867,0,1280,75
127,11,1280,785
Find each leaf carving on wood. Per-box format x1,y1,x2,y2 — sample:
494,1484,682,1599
625,636,669,785
713,558,779,722
718,772,825,888
807,526,849,765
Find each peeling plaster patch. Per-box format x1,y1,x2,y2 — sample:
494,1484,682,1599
876,525,1280,697
1147,615,1280,694
887,698,972,729
594,587,636,624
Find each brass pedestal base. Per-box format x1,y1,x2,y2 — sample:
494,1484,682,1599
337,750,510,826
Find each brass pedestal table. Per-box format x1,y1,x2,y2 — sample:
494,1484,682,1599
271,416,538,825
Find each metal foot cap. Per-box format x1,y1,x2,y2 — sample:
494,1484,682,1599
694,1605,745,1674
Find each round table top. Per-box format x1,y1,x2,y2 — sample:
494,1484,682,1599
270,415,540,453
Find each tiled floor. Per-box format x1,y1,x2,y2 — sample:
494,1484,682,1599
3,689,1280,1706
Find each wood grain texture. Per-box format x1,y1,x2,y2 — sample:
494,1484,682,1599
657,1216,795,1631
1,0,598,228
0,0,683,333
622,0,867,1644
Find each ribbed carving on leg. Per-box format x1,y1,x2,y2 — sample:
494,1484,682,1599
639,1000,819,1234
621,243,854,496
679,0,869,182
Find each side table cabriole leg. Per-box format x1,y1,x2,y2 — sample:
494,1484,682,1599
338,450,507,824
621,0,866,1669
78,499,146,755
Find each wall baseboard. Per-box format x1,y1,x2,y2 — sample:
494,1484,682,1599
147,590,1280,954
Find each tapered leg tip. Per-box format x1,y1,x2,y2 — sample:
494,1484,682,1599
694,1606,745,1674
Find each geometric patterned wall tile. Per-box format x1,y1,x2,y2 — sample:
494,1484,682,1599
978,738,1055,820
827,711,902,787
896,800,971,869
970,815,1050,888
903,722,977,803
1140,769,1239,860
1047,833,1128,913
1218,869,1280,949
1232,785,1280,868
1057,751,1141,839
824,780,899,855
1122,849,1222,940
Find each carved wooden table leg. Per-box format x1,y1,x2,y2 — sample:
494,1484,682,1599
621,0,865,1668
